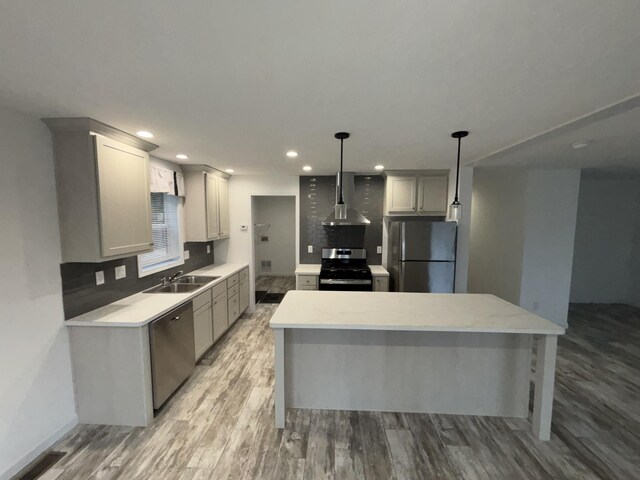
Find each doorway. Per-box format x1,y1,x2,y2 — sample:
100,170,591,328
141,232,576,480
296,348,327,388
251,195,296,304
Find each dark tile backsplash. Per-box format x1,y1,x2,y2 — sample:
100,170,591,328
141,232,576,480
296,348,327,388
299,175,384,264
60,241,214,319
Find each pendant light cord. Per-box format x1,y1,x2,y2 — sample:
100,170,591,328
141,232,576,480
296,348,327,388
338,138,344,204
454,136,461,202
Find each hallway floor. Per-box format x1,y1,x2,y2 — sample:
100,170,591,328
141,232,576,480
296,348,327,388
255,276,296,304
41,303,640,479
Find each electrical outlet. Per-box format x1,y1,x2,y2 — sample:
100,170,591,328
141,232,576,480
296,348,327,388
307,245,313,253
207,245,211,254
115,265,126,280
95,271,105,285
376,246,382,254
532,301,539,312
184,250,190,260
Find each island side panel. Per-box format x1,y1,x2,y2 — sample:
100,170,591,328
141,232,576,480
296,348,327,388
69,325,154,426
284,329,531,417
273,328,285,428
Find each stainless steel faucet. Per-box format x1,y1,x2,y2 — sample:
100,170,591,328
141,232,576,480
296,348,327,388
162,271,183,286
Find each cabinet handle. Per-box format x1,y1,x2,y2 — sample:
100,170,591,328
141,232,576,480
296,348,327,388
170,315,180,322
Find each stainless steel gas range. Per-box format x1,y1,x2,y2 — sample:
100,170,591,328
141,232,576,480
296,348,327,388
319,248,373,291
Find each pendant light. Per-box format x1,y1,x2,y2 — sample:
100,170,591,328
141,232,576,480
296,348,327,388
335,132,349,220
448,130,469,223
321,132,371,225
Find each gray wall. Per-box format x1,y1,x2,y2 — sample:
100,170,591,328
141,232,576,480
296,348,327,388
60,241,214,319
468,168,581,327
299,175,384,264
253,196,296,276
0,107,77,479
570,173,640,306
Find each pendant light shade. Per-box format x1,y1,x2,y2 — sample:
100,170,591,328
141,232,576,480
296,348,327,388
448,130,469,223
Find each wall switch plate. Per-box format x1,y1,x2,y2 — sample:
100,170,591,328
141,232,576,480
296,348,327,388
207,245,211,254
95,271,105,285
376,246,382,254
307,245,313,253
184,250,190,260
240,225,248,231
115,265,126,280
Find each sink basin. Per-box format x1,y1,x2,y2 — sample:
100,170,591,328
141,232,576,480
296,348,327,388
175,275,219,284
144,283,203,294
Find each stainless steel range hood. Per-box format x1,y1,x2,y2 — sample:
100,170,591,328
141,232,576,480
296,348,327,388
321,172,371,226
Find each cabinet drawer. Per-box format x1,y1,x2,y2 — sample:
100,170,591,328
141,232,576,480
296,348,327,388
298,285,317,291
192,289,212,311
211,281,226,299
373,276,389,292
227,273,239,288
239,267,249,281
297,275,318,287
228,283,239,298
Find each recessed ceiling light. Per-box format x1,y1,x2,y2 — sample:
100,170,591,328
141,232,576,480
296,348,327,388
374,165,384,171
287,151,299,158
303,165,312,171
572,141,590,149
136,130,154,138
176,154,189,160
225,169,234,173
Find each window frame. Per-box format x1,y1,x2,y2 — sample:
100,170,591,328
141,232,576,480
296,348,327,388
137,193,184,278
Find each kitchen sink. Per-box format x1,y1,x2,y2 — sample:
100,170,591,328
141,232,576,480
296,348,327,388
175,275,219,284
144,283,203,294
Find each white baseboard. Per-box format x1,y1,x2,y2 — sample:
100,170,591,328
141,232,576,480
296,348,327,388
1,416,78,480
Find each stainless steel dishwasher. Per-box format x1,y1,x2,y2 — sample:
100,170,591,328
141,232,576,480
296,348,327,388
149,301,195,410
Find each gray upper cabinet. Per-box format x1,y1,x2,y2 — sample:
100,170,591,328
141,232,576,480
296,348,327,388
44,117,158,263
218,177,230,237
384,171,449,216
205,173,220,239
184,166,231,242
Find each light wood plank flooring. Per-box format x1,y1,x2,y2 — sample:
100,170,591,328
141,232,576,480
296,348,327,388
42,303,640,479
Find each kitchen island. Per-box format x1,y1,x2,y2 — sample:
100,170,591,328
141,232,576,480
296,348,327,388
269,291,564,440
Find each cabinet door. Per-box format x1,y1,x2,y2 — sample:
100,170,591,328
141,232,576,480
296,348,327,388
205,173,220,239
418,176,448,215
218,177,230,237
212,292,228,340
386,176,417,213
94,135,152,257
374,276,389,292
228,294,240,324
239,276,249,313
193,304,213,360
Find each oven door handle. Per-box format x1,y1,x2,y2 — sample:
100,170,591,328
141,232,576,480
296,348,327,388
319,279,372,285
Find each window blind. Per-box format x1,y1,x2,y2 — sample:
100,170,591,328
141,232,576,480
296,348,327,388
139,193,181,270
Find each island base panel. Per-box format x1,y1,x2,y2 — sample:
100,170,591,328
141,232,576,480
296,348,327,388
283,329,531,418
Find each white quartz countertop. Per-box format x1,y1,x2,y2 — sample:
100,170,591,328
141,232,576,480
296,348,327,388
295,264,388,276
65,263,248,328
269,291,565,335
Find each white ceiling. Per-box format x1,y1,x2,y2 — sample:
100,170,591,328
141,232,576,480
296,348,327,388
470,95,640,170
0,1,639,175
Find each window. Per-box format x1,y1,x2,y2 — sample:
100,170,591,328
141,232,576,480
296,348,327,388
138,193,183,277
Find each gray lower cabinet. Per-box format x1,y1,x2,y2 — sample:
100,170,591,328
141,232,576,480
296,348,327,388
193,302,213,361
228,293,240,324
239,277,249,313
373,276,389,292
212,291,228,340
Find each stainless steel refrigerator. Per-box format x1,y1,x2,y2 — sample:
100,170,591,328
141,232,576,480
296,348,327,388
387,221,457,293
